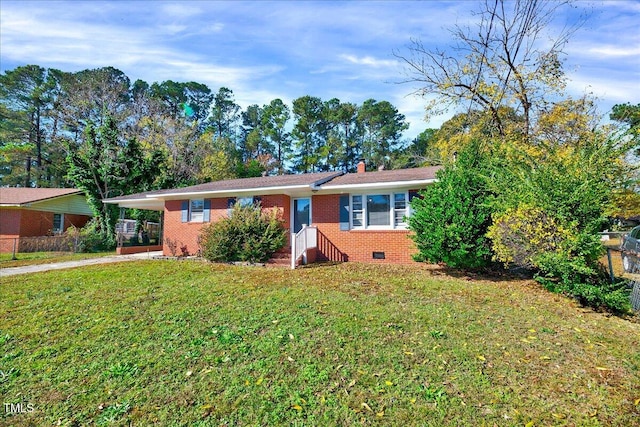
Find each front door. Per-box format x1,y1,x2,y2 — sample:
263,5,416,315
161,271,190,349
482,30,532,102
293,198,311,233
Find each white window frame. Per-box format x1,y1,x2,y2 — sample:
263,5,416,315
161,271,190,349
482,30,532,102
350,192,410,230
189,199,204,222
53,213,64,234
394,193,408,228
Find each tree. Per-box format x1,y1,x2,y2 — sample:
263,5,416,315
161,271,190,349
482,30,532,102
66,115,159,246
391,128,439,169
208,87,240,139
261,98,291,174
291,95,325,173
149,80,212,125
0,65,66,186
611,103,640,147
397,0,579,143
324,100,362,172
408,141,494,268
240,104,266,161
357,99,408,170
57,67,131,136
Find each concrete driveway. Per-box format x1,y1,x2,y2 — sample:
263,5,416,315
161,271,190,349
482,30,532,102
0,251,163,278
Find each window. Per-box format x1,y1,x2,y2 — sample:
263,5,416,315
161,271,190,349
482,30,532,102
352,195,363,227
227,196,259,216
394,193,407,227
190,199,204,222
238,197,254,207
350,193,409,229
367,195,390,226
53,213,64,234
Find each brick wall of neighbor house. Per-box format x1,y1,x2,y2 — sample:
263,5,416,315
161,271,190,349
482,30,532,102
0,208,91,252
63,213,91,231
311,194,418,264
0,208,22,252
163,195,292,257
19,210,90,237
19,209,54,237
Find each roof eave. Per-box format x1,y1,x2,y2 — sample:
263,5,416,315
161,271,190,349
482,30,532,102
317,179,437,193
156,184,314,199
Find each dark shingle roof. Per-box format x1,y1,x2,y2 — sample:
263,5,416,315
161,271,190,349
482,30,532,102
103,167,443,206
154,171,343,195
0,188,82,205
104,172,344,202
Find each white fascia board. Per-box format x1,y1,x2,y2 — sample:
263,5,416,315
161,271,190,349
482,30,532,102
317,179,437,193
103,197,149,205
0,204,22,207
156,184,311,199
103,198,164,210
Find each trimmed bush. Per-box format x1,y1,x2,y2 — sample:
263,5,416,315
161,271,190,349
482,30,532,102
199,203,286,264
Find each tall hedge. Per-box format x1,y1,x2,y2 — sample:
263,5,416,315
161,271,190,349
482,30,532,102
408,142,495,269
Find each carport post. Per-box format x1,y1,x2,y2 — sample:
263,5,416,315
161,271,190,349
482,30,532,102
11,238,17,260
606,248,615,283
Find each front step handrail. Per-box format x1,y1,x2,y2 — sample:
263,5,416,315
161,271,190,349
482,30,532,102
291,224,317,269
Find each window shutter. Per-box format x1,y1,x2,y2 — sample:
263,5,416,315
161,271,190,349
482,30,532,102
181,201,189,222
227,198,236,208
253,196,262,206
203,199,211,222
408,190,421,202
339,194,350,231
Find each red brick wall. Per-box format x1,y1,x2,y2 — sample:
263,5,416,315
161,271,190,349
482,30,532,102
19,209,54,237
64,214,91,231
163,195,291,256
161,193,417,263
0,208,91,252
0,208,21,252
311,194,417,264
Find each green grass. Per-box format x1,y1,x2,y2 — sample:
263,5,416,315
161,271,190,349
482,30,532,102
1,262,639,426
0,251,115,268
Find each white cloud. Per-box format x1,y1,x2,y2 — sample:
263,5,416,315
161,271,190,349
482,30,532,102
585,45,640,58
340,55,398,68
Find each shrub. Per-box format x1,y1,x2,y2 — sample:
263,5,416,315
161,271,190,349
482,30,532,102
199,203,286,263
409,141,495,268
534,240,631,314
487,205,573,269
487,205,631,313
66,221,116,253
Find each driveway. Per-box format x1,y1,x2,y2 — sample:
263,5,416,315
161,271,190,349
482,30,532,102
0,251,163,278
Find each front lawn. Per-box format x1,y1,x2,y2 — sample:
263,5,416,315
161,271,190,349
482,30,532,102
1,262,638,426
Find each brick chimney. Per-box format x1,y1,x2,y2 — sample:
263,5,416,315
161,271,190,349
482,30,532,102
357,159,366,174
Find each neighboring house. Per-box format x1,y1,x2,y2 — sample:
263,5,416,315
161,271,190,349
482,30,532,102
104,162,441,264
0,188,93,252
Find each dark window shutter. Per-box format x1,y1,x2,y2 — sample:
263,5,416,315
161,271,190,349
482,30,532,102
203,199,211,222
339,194,350,231
181,201,189,222
408,190,421,202
253,196,262,206
227,198,236,208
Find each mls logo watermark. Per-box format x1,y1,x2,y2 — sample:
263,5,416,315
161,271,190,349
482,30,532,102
4,402,35,415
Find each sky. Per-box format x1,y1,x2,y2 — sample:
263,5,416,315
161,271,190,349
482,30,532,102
1,0,639,140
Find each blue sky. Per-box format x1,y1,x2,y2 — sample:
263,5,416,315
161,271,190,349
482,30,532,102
1,0,639,140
